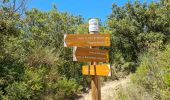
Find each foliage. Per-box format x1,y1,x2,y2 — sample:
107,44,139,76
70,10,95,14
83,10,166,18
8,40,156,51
4,67,46,100
0,2,85,99
114,83,154,100
107,0,170,74
113,46,170,100
0,0,170,99
55,77,82,100
131,45,170,99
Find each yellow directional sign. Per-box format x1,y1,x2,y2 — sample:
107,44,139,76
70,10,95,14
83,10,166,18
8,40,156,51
64,34,110,47
73,47,109,62
82,64,111,76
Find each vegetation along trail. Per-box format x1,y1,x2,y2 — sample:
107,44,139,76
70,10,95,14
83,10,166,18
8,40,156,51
0,0,169,99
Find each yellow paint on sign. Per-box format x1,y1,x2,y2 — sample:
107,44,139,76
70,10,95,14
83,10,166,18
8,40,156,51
64,34,110,47
82,64,111,76
74,47,109,62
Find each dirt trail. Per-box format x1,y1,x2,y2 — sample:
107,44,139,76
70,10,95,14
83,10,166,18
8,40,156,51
78,76,130,100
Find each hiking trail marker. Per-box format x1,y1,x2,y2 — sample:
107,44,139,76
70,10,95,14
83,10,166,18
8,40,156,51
73,47,109,62
64,34,110,47
82,64,111,76
64,18,111,100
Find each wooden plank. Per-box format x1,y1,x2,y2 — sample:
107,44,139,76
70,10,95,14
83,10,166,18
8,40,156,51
64,34,110,47
82,64,111,76
73,47,109,62
89,19,101,100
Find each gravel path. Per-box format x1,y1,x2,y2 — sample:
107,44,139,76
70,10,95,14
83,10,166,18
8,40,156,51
78,76,130,100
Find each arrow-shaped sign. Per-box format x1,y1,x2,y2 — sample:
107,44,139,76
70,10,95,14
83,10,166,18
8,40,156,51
64,34,110,47
82,64,111,76
73,47,109,62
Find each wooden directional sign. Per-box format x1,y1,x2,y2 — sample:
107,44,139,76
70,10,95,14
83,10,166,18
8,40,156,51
73,47,109,62
64,34,110,47
82,64,111,76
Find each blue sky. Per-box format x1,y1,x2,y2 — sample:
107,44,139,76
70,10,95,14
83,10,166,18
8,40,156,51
28,0,158,22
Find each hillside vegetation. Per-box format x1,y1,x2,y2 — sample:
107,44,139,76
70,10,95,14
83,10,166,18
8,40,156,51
0,0,170,100
113,46,170,100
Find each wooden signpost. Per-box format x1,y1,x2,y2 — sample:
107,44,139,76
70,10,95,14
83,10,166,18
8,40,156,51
73,47,109,62
82,64,111,76
64,34,110,47
64,19,111,100
89,19,101,100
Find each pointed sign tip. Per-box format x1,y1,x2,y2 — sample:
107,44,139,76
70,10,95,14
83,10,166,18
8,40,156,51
64,34,67,47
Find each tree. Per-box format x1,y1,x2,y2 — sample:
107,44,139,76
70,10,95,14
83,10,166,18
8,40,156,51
107,0,170,73
0,3,85,99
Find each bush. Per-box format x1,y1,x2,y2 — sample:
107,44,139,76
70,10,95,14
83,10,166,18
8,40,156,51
114,83,154,100
3,66,83,100
55,77,82,100
132,45,170,99
4,67,46,100
113,45,170,100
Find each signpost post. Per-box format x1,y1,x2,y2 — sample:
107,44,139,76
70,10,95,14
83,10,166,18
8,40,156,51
89,19,101,100
64,18,111,100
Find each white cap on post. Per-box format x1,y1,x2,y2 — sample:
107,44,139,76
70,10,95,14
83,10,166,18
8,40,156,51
89,19,99,33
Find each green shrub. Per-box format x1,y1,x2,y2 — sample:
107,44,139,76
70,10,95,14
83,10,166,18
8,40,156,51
132,45,170,99
4,66,45,100
114,83,154,100
55,77,82,100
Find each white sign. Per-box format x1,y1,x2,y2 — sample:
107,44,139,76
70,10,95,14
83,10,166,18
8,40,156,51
89,19,99,32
